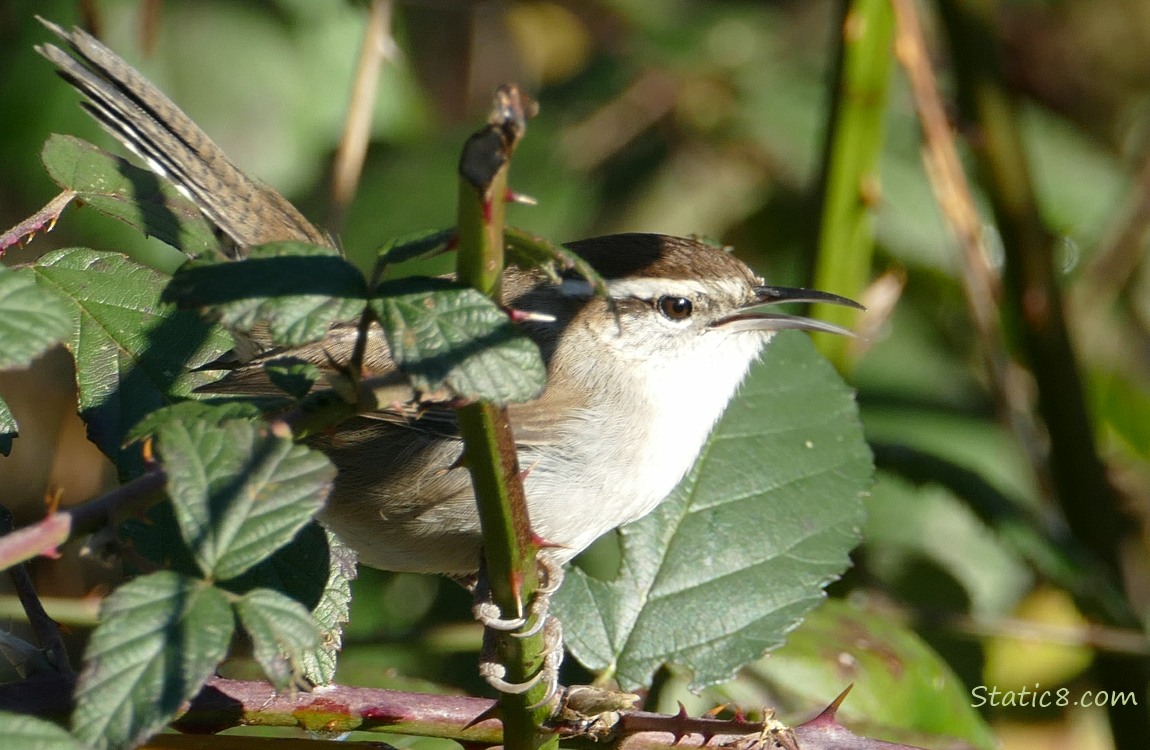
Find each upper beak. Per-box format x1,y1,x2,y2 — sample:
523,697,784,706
711,285,865,337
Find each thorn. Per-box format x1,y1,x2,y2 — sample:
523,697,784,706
531,532,568,552
827,683,852,714
141,436,155,465
669,702,691,744
805,684,853,729
510,568,526,606
519,457,541,483
703,704,727,718
506,307,557,324
44,486,63,515
462,702,501,730
505,189,538,206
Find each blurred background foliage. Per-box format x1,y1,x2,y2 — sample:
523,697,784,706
1,1,1149,749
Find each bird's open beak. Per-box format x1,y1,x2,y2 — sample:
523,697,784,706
711,285,865,337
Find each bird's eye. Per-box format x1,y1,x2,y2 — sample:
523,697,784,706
657,296,693,321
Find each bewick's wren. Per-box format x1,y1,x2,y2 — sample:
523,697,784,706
294,238,860,575
38,21,862,578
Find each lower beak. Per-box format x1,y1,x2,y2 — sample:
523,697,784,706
711,285,865,337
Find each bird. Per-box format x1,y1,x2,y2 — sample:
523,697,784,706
206,233,861,577
36,16,860,596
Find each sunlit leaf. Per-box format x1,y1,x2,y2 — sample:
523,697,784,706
298,529,357,685
1094,369,1150,461
126,399,265,444
71,572,233,750
371,277,545,403
41,134,219,256
211,522,351,685
164,241,368,347
234,588,320,691
156,417,335,580
0,712,82,750
32,249,232,474
0,267,71,370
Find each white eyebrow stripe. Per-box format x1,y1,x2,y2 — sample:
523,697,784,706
557,277,748,300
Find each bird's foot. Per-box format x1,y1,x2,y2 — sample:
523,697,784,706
471,552,563,632
472,554,566,702
477,615,564,707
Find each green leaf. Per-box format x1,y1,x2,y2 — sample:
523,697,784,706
1022,105,1130,250
163,242,368,347
553,332,872,690
863,469,1032,616
750,600,997,750
234,588,320,691
0,712,82,750
264,357,322,399
221,523,330,606
0,630,56,682
377,228,454,266
504,226,607,292
371,277,545,403
156,417,335,580
0,267,71,370
32,249,233,475
0,396,16,457
71,572,234,750
126,399,265,444
128,498,333,602
120,503,202,579
1093,369,1150,461
298,529,357,685
216,523,352,684
41,134,219,256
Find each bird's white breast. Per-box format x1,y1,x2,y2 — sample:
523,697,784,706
523,328,766,558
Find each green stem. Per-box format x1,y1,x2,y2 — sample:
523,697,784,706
810,0,895,370
454,87,555,750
